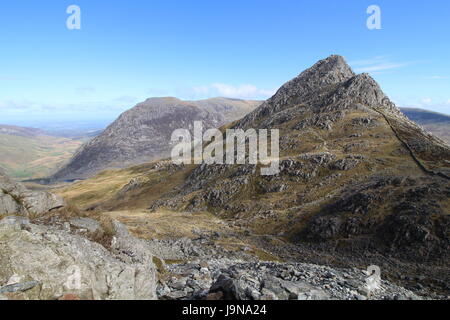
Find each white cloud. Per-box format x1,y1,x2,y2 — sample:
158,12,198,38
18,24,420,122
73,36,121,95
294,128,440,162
75,86,96,96
350,55,410,73
0,75,24,81
421,98,433,105
397,99,450,115
211,83,275,99
0,99,37,110
113,95,138,104
188,83,275,100
191,86,211,96
0,95,139,114
147,88,170,96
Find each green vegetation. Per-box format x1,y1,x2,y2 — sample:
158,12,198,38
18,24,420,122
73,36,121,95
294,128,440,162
0,134,83,180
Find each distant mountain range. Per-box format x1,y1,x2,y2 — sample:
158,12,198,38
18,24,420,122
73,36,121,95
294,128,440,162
400,108,450,144
1,104,447,183
0,125,46,138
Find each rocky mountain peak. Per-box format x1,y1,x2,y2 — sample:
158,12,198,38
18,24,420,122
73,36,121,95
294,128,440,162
323,72,403,115
270,55,355,103
236,55,386,127
50,97,261,182
237,56,406,129
299,54,355,83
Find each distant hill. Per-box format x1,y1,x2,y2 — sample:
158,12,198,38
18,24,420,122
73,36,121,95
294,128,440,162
0,124,84,180
42,127,104,140
400,108,450,144
0,124,46,138
50,97,260,182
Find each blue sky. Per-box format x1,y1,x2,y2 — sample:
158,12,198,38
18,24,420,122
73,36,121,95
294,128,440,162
1,0,450,127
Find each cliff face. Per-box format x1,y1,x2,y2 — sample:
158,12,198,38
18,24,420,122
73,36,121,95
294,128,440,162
51,97,260,182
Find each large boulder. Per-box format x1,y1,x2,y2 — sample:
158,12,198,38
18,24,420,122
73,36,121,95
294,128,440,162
0,216,157,300
0,173,63,216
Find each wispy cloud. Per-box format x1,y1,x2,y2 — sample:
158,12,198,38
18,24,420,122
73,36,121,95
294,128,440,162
188,83,275,100
113,95,138,104
421,98,433,105
147,88,170,96
396,97,450,115
350,55,410,73
211,83,275,99
0,75,27,81
425,75,448,80
0,99,37,110
0,96,138,114
75,86,96,96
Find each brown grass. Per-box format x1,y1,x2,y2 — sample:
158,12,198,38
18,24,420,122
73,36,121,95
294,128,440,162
104,209,225,240
54,161,196,211
251,248,283,262
55,169,135,208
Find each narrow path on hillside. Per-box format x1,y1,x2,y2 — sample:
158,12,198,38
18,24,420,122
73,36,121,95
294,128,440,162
372,107,450,180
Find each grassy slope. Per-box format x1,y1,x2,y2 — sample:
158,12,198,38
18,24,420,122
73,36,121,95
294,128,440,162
0,134,83,180
419,123,450,144
55,161,196,209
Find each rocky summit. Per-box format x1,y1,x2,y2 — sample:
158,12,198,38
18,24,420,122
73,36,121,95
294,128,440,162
50,97,260,182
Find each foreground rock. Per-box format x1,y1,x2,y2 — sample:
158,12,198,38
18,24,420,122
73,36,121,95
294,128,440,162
0,172,63,216
0,216,157,300
157,259,423,301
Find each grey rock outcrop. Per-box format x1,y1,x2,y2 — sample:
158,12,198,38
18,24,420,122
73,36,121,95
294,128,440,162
0,216,157,300
69,217,102,233
0,172,63,216
158,259,422,300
